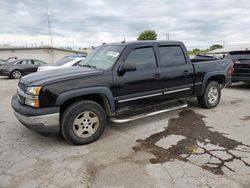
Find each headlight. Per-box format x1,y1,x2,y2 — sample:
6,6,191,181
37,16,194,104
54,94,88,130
26,87,41,96
24,86,41,108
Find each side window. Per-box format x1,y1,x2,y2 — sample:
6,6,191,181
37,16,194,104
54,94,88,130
125,47,157,70
33,61,39,65
34,60,45,65
20,60,27,65
21,60,33,65
159,46,186,67
29,60,34,65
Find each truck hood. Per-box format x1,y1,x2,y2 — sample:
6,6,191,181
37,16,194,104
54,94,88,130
20,67,103,86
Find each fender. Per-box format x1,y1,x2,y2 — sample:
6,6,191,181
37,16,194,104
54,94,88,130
201,71,226,95
55,87,115,113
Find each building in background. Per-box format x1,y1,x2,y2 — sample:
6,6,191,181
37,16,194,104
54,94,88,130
0,46,86,64
208,46,250,54
80,46,95,54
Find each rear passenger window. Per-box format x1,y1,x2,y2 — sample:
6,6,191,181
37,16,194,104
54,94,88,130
34,60,45,65
159,46,186,67
21,60,33,65
125,47,157,70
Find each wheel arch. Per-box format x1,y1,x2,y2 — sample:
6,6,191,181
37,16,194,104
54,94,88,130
56,87,115,116
201,72,226,95
10,69,23,76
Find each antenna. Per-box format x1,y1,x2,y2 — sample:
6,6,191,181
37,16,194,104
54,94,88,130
47,8,53,47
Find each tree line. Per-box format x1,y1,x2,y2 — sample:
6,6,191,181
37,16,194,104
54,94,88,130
137,30,223,55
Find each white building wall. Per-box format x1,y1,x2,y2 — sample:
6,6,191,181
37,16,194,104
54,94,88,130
0,49,83,64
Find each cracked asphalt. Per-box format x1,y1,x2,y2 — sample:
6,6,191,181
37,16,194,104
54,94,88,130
0,76,250,188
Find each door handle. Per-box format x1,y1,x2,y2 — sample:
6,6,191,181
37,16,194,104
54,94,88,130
183,70,189,75
153,73,161,79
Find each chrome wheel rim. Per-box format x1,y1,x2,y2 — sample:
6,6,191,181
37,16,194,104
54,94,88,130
73,111,99,138
208,87,218,104
12,70,21,79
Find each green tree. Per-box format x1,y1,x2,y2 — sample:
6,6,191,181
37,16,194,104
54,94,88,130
192,48,201,54
137,30,157,40
209,44,223,51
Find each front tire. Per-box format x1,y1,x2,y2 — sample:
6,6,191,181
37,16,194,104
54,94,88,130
61,100,107,145
198,81,221,109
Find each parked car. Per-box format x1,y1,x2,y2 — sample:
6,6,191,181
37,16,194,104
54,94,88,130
11,40,233,145
0,59,8,66
0,59,47,79
37,54,86,72
224,51,250,83
6,57,18,62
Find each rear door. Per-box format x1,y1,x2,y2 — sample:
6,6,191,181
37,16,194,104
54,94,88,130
26,60,38,73
157,45,194,99
17,60,35,74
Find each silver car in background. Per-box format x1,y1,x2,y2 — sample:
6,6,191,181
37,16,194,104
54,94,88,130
37,55,86,72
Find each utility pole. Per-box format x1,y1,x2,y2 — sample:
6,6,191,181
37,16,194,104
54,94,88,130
166,33,170,40
47,8,53,47
72,35,75,50
223,40,225,47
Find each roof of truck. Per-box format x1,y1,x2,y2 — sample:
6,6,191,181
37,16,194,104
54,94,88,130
103,40,183,46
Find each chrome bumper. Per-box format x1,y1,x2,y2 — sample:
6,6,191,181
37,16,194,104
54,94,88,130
14,111,60,133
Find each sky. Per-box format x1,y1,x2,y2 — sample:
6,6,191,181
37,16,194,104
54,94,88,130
0,0,250,50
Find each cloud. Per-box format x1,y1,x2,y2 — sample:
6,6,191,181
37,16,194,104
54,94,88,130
0,0,250,49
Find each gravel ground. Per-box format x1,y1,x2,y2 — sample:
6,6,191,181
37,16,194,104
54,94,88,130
0,76,250,188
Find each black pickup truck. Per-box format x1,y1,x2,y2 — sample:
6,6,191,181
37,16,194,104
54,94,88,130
11,41,233,145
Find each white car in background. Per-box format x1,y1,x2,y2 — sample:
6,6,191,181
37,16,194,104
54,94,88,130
37,55,86,72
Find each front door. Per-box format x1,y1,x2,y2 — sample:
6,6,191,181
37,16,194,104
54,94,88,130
112,46,162,104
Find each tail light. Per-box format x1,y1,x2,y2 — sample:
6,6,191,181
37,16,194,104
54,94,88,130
227,63,234,75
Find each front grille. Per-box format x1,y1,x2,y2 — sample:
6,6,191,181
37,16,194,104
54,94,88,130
17,94,25,104
17,83,26,104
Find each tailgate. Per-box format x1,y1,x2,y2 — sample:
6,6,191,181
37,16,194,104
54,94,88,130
234,60,250,76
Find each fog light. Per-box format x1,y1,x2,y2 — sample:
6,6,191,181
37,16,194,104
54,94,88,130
25,98,40,108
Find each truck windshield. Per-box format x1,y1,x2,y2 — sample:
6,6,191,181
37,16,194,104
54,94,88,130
79,45,124,70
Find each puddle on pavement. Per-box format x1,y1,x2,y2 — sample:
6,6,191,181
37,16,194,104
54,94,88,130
133,110,250,175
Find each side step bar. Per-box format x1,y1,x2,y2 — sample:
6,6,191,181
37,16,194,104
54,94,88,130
110,101,188,123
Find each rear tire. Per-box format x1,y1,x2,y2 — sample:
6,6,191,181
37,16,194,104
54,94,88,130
11,70,22,79
61,100,107,145
198,81,221,109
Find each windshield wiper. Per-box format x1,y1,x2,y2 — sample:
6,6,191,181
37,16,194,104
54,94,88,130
80,64,97,69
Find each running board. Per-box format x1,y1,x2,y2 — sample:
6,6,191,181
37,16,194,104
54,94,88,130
110,101,188,123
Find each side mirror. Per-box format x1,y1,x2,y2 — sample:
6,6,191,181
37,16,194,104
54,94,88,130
118,63,137,76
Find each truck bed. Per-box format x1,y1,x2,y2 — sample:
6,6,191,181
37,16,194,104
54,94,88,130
192,59,233,87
